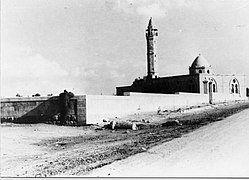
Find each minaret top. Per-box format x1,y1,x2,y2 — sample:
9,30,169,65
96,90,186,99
148,17,153,27
146,17,158,37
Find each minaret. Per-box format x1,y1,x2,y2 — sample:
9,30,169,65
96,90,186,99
146,17,158,79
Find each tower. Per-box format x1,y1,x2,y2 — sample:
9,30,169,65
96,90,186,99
146,17,158,79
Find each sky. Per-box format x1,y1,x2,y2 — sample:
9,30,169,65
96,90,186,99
1,0,249,97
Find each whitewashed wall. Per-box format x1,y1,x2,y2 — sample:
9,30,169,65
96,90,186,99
85,92,209,124
212,93,247,103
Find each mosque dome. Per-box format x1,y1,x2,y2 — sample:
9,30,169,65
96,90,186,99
189,54,212,75
190,54,210,68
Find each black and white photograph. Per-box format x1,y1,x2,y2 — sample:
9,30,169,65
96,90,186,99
1,0,249,177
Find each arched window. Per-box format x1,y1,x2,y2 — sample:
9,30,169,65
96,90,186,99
210,78,217,93
207,70,210,74
235,84,238,93
213,84,216,92
230,78,240,94
199,70,202,73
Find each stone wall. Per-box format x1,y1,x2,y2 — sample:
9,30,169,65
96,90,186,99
0,96,82,124
1,92,247,125
76,96,87,125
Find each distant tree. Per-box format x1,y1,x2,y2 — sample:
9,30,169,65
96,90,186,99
47,93,53,96
32,93,41,97
16,93,22,97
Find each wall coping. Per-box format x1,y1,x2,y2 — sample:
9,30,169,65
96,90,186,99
0,95,86,103
0,96,58,103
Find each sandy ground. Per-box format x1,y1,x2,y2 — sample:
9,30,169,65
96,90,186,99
87,108,249,177
1,125,95,177
1,101,249,177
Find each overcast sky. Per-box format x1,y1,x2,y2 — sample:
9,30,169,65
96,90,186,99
1,0,249,97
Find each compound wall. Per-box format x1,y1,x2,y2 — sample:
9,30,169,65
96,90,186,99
85,92,248,124
1,92,247,125
0,96,86,124
212,93,247,103
85,92,209,124
1,97,59,123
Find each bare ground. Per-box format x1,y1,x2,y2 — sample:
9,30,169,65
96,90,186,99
1,101,249,177
88,104,249,177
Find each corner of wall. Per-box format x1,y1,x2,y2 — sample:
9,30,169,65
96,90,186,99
75,95,87,125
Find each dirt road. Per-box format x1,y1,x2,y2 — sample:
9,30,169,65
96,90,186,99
87,108,249,177
1,101,249,177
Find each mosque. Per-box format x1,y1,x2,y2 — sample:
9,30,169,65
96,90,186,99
116,18,247,98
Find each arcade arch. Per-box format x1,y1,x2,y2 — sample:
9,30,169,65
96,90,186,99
230,78,240,94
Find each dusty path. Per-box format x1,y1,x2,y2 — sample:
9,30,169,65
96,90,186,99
87,108,249,177
1,101,249,177
0,125,96,177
